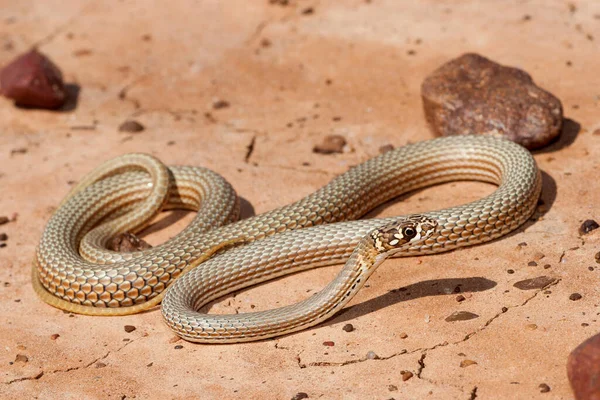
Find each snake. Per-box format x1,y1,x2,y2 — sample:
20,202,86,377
32,135,542,343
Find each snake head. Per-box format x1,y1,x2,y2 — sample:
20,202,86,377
370,215,437,254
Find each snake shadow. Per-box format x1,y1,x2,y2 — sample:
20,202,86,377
318,276,497,329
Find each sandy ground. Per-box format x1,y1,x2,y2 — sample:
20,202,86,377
1,1,599,399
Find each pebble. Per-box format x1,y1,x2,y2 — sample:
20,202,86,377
50,334,60,340
0,233,7,241
0,216,8,225
109,232,152,252
399,332,408,339
366,351,380,360
513,276,556,290
212,100,230,109
580,220,599,235
0,49,67,109
538,383,551,393
124,325,136,333
456,295,466,302
527,261,538,267
460,359,477,368
95,362,107,368
174,345,184,349
291,393,309,400
421,53,563,149
569,293,583,301
15,354,28,363
596,252,600,264
445,311,479,322
401,371,413,381
342,324,354,332
388,384,398,391
568,333,600,399
118,120,145,133
313,135,347,154
322,341,335,347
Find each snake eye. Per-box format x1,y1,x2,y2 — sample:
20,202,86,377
403,227,416,238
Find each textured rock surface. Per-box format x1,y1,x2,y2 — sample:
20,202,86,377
0,49,67,109
421,53,563,149
0,1,599,399
568,333,600,400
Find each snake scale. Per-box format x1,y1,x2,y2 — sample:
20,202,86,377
33,135,542,343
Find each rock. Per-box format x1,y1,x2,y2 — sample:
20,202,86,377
291,393,309,400
568,333,600,400
421,53,563,149
212,100,230,109
580,220,599,235
95,362,107,368
445,311,479,322
15,354,28,363
118,120,145,133
0,216,9,225
401,371,413,381
342,324,354,332
366,351,380,360
0,233,7,241
570,293,583,301
174,345,183,349
108,232,152,252
460,359,478,368
539,383,551,393
388,384,398,391
0,49,67,109
50,333,60,340
313,135,347,154
124,325,136,333
513,276,556,290
322,341,335,347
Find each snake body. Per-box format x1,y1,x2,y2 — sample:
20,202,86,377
33,135,542,343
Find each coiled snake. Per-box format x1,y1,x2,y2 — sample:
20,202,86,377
33,135,541,343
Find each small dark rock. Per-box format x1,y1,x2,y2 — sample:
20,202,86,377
570,293,583,301
528,261,538,267
0,216,9,225
0,49,67,109
399,332,408,339
445,311,479,322
50,334,60,340
0,233,7,241
388,384,398,391
174,345,183,349
212,100,230,109
95,362,107,368
124,325,136,333
401,371,413,381
301,7,314,15
421,53,563,149
456,294,466,302
513,276,556,290
313,135,347,154
507,269,515,274
580,220,600,235
342,324,354,332
322,341,335,347
538,383,551,393
291,393,308,400
568,333,600,399
118,120,145,133
379,144,394,154
108,232,152,252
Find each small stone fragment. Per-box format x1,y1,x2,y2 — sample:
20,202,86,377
525,324,538,331
596,252,600,264
174,345,184,349
15,354,28,363
95,362,107,368
456,295,466,302
0,233,7,241
0,49,67,109
322,341,335,347
528,261,538,267
399,332,408,339
0,216,9,225
291,393,309,400
570,293,583,301
538,383,550,393
513,276,556,290
124,325,136,333
118,120,145,133
580,220,600,235
342,324,354,332
421,53,563,149
445,311,479,322
212,100,230,109
50,334,60,340
388,384,398,391
507,269,515,274
313,135,347,154
366,351,380,360
460,359,478,368
568,333,600,399
401,371,413,381
108,232,152,252
379,144,394,154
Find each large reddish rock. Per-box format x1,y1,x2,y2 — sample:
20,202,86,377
421,53,563,150
0,49,67,109
567,333,600,400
